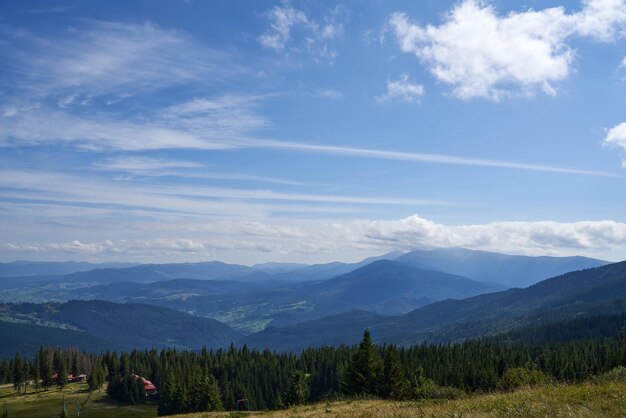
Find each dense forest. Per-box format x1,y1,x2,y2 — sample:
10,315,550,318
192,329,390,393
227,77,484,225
1,326,626,415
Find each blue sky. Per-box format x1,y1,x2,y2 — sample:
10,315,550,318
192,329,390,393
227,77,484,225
1,0,626,264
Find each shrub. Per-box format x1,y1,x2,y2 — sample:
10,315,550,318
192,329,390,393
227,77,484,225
413,378,464,400
498,367,549,391
593,366,626,384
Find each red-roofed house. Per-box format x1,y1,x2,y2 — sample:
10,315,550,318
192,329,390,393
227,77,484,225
132,374,157,396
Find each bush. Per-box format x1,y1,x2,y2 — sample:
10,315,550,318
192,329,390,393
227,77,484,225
498,367,549,391
413,378,464,400
593,366,626,384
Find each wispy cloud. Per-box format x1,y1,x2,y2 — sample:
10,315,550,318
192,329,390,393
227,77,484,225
386,0,626,100
1,94,267,151
3,21,238,101
1,96,613,177
376,74,425,104
251,139,617,177
94,156,204,173
94,157,311,186
258,3,309,51
0,169,454,219
313,89,342,100
258,2,348,63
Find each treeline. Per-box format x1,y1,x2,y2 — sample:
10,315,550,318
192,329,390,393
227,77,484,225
2,331,626,415
0,347,101,392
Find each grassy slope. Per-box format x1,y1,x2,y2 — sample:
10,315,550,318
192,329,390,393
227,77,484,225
0,382,155,418
172,381,626,418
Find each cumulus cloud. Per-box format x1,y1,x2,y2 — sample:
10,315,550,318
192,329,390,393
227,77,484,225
376,74,425,104
386,0,626,100
3,214,626,263
604,122,626,167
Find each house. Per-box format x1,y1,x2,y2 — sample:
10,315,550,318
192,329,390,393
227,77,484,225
132,374,157,396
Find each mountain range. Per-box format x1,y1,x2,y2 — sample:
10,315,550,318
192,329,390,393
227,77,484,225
0,248,618,356
243,261,626,351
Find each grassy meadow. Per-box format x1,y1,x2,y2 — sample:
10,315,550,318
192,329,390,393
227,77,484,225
3,378,626,417
171,380,626,418
0,382,155,418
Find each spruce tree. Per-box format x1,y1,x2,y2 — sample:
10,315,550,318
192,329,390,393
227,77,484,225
58,357,68,390
341,329,380,396
34,357,41,391
205,373,223,411
380,346,408,400
285,371,310,406
11,353,24,393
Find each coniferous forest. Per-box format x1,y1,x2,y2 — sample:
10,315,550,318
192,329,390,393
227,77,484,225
1,329,626,415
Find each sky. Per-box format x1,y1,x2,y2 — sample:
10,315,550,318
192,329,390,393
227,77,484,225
1,0,626,265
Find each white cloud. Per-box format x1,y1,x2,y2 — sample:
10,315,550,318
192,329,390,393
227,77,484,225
314,89,342,99
0,169,452,221
0,97,613,177
386,0,626,100
376,74,425,104
94,156,204,173
5,21,233,100
3,214,626,263
604,122,626,167
258,3,347,63
0,94,268,151
258,3,308,51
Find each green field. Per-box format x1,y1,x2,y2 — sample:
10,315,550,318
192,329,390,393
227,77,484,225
0,382,155,418
171,380,626,418
6,379,626,417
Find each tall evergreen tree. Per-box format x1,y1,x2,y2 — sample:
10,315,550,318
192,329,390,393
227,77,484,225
380,345,408,400
57,356,67,390
39,348,53,391
11,353,24,393
285,371,310,406
341,329,380,396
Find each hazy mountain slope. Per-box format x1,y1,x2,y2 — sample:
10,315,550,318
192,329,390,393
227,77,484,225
0,261,136,277
267,251,404,282
58,261,265,285
241,310,388,352
121,261,499,332
0,320,121,358
67,277,289,302
395,248,607,287
0,300,243,350
244,261,626,350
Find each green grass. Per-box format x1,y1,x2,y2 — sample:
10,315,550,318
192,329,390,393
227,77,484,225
8,377,626,417
170,380,626,418
0,382,156,418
